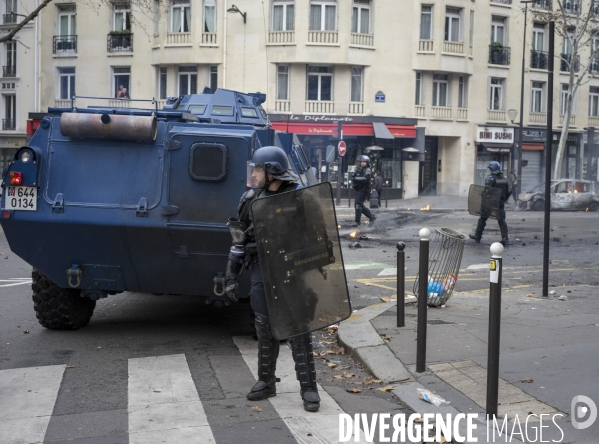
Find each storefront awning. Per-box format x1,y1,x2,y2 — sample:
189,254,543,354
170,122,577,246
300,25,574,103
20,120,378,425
523,143,544,151
481,143,512,153
372,122,395,140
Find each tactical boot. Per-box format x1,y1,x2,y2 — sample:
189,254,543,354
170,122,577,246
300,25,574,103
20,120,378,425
501,238,510,247
247,313,280,401
369,214,377,223
469,233,481,243
290,334,320,412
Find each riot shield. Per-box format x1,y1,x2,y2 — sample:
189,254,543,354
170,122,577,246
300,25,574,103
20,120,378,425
251,183,352,339
468,184,501,220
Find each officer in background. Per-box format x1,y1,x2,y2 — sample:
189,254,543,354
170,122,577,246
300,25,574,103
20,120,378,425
352,155,376,225
224,146,321,412
470,161,510,246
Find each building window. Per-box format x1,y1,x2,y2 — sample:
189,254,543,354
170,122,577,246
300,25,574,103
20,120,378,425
350,67,363,102
444,7,460,42
469,10,474,47
3,95,16,130
531,81,544,112
458,75,468,108
204,0,216,32
490,16,505,45
489,78,503,110
306,65,332,101
58,5,76,36
420,5,432,40
179,65,197,95
352,0,370,34
415,72,422,105
563,31,573,55
533,23,545,50
560,83,575,115
113,2,131,31
209,65,218,93
277,65,289,100
5,0,17,14
432,74,449,107
4,41,16,77
309,1,336,31
590,86,599,116
58,67,75,100
158,67,167,100
113,67,130,98
272,0,294,31
171,0,190,33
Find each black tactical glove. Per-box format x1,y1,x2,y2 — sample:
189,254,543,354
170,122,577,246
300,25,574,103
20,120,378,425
224,245,245,303
225,279,239,302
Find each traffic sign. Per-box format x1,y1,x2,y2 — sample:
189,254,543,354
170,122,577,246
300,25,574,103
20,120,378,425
338,141,347,157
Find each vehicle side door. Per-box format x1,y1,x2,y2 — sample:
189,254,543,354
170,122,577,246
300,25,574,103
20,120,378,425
551,181,573,210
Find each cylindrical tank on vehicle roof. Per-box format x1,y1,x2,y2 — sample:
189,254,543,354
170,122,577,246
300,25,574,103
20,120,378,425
60,113,157,142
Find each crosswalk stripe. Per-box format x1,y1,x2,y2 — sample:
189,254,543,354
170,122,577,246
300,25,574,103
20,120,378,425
128,354,215,444
0,365,65,444
233,336,366,443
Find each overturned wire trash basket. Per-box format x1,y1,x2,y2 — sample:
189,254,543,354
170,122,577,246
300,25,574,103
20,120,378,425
413,228,468,307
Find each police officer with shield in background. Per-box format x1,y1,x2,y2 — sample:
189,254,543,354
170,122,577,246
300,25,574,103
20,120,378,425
352,155,377,225
224,146,321,412
469,161,511,246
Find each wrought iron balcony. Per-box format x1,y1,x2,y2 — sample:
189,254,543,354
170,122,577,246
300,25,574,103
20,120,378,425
563,0,579,13
530,50,548,69
489,45,511,65
533,0,552,9
2,119,15,130
53,35,77,53
107,33,133,52
3,13,17,24
2,65,16,77
560,53,580,72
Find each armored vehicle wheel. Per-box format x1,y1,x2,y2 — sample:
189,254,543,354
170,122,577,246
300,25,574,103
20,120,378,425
32,269,96,330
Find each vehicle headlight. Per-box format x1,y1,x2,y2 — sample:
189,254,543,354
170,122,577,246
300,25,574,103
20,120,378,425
20,150,32,163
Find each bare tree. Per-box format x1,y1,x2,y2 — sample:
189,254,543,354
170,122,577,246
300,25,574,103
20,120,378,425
532,0,599,179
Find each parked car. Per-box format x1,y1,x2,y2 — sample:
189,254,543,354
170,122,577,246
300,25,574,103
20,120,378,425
517,179,599,211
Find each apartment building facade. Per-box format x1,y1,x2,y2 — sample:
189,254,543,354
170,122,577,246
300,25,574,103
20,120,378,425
32,0,599,197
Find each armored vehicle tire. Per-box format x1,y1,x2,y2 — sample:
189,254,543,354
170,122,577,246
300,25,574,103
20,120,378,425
532,199,545,211
32,269,96,330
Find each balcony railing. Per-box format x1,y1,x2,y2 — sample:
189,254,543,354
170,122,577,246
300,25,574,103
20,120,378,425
563,0,579,13
351,33,373,46
414,105,426,117
560,53,580,72
109,100,132,108
307,31,338,44
305,100,334,114
3,13,17,24
2,119,15,130
559,114,576,126
53,35,77,53
489,45,511,65
274,100,291,113
166,32,191,45
348,102,364,114
201,32,217,45
55,99,71,107
491,0,512,3
443,41,464,54
154,100,166,110
2,66,16,77
588,116,599,127
530,50,549,69
431,106,452,119
533,0,552,9
418,40,434,52
487,109,506,122
107,33,133,52
457,108,468,120
529,112,547,124
268,31,294,44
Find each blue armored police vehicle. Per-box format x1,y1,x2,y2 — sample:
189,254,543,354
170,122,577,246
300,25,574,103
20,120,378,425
0,88,316,329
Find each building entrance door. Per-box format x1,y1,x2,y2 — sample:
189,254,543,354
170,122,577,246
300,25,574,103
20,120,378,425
419,137,438,195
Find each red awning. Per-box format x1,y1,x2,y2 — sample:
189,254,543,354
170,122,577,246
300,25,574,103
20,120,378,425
269,122,416,138
523,143,544,151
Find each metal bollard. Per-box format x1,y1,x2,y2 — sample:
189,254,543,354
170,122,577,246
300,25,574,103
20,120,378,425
486,242,504,419
396,242,406,328
348,186,352,208
416,228,430,373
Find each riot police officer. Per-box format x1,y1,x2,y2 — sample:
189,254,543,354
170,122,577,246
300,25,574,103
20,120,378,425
469,161,510,246
352,155,376,225
224,146,321,412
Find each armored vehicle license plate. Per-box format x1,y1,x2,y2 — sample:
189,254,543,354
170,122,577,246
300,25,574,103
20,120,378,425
5,186,37,211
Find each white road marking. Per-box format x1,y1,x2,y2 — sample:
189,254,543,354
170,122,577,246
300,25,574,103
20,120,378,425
466,263,490,270
0,281,32,288
234,336,366,443
377,268,397,276
0,365,65,444
128,354,215,444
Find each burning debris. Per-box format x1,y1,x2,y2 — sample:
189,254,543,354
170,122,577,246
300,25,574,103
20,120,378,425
349,231,358,239
420,205,431,211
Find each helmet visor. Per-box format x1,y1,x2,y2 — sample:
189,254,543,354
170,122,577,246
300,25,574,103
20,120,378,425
247,161,266,189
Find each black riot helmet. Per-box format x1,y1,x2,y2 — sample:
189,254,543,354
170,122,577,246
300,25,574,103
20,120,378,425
357,155,370,165
247,146,299,189
488,161,501,174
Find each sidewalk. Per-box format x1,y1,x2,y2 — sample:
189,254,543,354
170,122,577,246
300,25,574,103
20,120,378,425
334,195,469,212
337,284,599,442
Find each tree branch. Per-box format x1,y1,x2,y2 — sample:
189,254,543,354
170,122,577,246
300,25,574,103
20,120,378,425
0,0,54,44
